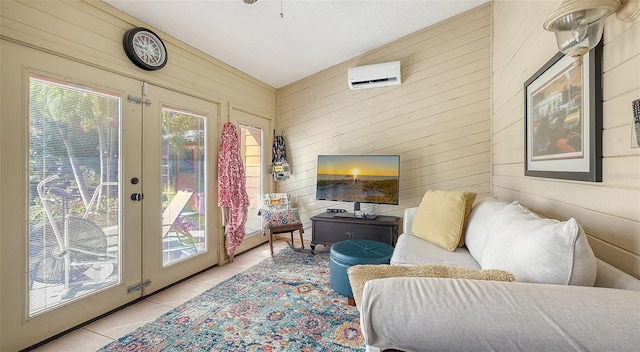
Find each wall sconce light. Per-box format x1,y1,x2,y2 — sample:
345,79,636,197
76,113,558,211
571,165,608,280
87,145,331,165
543,0,640,65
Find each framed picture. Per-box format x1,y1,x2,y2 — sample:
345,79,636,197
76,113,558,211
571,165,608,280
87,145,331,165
524,44,602,182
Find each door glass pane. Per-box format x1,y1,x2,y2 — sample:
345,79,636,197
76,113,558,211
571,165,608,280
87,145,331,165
162,106,206,266
240,124,263,235
28,75,121,316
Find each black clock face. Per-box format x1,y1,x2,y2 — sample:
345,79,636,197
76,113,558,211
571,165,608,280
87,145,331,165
123,27,168,71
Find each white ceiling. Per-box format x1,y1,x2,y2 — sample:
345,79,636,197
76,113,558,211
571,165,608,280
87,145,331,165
104,0,489,88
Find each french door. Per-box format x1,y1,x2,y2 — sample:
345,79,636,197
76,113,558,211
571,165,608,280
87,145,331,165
230,106,272,254
141,84,220,293
0,40,219,351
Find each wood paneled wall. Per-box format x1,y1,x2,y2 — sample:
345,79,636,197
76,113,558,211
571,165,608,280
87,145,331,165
492,0,640,278
0,0,277,118
277,5,491,233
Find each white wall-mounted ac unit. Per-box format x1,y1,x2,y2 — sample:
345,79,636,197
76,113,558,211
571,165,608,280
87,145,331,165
347,61,401,90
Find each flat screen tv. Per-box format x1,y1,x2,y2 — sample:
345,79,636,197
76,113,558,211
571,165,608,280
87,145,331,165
315,155,400,216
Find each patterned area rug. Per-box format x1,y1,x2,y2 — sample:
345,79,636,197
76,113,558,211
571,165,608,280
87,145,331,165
98,248,364,351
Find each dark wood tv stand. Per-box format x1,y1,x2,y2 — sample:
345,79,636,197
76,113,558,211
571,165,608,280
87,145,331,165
310,212,399,252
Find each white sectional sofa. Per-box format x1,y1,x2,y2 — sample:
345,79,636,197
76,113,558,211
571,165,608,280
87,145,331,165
359,197,640,352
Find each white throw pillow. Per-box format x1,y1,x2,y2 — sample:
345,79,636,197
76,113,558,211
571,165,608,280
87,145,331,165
481,203,596,286
464,197,510,265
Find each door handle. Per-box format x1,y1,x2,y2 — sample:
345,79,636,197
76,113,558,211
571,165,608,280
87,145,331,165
130,193,144,201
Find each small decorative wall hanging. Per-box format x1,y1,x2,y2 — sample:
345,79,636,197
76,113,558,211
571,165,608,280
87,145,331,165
524,43,602,182
271,130,290,181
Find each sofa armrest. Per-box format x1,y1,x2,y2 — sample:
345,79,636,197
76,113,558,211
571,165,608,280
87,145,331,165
360,277,640,352
402,206,418,234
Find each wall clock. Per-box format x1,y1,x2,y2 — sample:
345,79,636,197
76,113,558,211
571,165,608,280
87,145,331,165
123,27,168,71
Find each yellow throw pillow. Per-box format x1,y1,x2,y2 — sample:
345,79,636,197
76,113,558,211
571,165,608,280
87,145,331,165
458,192,478,247
347,264,515,310
411,190,476,251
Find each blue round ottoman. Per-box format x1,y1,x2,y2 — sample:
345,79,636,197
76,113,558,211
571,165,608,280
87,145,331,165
330,239,394,301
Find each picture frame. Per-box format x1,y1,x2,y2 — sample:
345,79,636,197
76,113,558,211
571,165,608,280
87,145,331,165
524,44,602,182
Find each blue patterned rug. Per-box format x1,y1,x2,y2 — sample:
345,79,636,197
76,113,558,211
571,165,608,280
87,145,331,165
98,248,364,351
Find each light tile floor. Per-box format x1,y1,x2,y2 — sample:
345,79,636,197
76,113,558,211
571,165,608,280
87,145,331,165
32,240,291,352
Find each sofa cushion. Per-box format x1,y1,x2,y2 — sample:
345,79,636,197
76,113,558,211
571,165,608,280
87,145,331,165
348,264,515,309
464,197,510,265
410,190,476,251
481,203,597,286
390,233,481,270
360,278,640,351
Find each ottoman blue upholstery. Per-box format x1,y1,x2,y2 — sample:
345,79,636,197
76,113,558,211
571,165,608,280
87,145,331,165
330,239,394,298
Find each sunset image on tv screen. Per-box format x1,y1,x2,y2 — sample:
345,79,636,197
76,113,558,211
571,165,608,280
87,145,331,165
316,155,399,204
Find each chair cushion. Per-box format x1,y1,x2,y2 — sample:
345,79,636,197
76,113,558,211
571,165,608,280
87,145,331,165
410,190,476,251
260,208,301,235
481,202,597,286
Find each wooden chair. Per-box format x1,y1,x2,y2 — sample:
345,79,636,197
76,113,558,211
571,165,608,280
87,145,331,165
260,194,305,254
266,222,305,255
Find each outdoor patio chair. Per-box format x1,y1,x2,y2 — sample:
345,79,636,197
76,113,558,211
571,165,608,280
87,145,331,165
162,189,198,255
